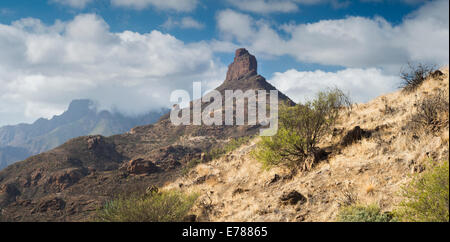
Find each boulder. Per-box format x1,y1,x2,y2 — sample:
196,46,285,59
341,126,371,146
124,158,159,175
280,190,307,205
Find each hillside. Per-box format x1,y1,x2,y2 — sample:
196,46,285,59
0,99,168,170
163,67,449,221
0,48,293,221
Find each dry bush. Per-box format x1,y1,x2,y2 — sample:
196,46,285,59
409,90,449,133
400,63,437,93
337,185,358,207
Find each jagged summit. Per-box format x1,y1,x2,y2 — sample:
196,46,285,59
225,48,258,82
217,48,293,104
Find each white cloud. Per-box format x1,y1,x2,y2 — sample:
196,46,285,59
227,0,350,14
227,0,299,14
111,0,198,12
269,68,399,104
162,17,204,29
217,0,449,72
50,0,93,8
0,14,226,126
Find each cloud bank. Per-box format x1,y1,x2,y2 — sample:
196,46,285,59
0,14,226,126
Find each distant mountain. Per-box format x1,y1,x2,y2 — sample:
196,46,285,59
0,100,168,170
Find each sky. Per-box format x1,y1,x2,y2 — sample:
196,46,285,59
0,0,448,126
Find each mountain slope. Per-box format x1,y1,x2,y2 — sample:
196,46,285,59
0,48,293,221
0,100,168,170
163,67,449,221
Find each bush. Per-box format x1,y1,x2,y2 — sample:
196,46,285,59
409,90,449,132
337,204,394,222
400,62,436,92
96,190,198,222
395,159,449,222
253,88,351,170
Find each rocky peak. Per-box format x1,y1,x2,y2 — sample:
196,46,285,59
225,48,258,82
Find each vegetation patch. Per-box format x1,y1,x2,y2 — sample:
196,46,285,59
395,159,449,222
96,190,198,222
336,204,394,222
400,62,437,93
408,90,449,133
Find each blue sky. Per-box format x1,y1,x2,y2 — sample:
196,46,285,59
0,0,448,126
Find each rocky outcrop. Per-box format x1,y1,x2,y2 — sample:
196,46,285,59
122,158,159,175
0,183,20,206
44,168,89,192
33,197,66,213
225,48,257,82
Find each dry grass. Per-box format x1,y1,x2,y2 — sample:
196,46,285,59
162,67,449,222
365,184,375,195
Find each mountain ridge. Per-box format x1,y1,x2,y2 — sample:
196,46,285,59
0,99,168,170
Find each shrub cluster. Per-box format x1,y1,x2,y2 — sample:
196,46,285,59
400,62,437,93
409,90,449,132
96,190,198,222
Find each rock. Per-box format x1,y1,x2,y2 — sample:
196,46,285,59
124,158,159,175
183,214,197,222
225,48,258,82
0,183,21,206
232,188,249,196
194,175,207,185
45,168,88,191
31,169,43,185
313,148,330,163
34,197,66,213
341,126,371,146
268,174,281,185
87,135,103,150
280,190,307,205
431,70,444,79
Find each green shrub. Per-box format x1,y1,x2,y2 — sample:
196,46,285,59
96,190,198,222
253,88,350,170
395,159,449,222
400,62,436,93
337,204,394,222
